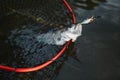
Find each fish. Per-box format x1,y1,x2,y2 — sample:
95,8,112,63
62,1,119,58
37,16,95,45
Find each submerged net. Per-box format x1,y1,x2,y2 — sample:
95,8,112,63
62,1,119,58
0,0,73,80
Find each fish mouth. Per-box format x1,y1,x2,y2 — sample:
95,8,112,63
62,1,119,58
89,16,95,23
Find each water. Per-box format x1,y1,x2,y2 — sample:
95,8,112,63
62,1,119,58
0,0,120,80
57,0,120,80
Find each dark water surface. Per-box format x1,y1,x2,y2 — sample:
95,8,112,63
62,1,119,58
0,0,120,80
57,0,120,80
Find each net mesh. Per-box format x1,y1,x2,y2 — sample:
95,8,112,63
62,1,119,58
0,0,71,26
0,0,73,80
